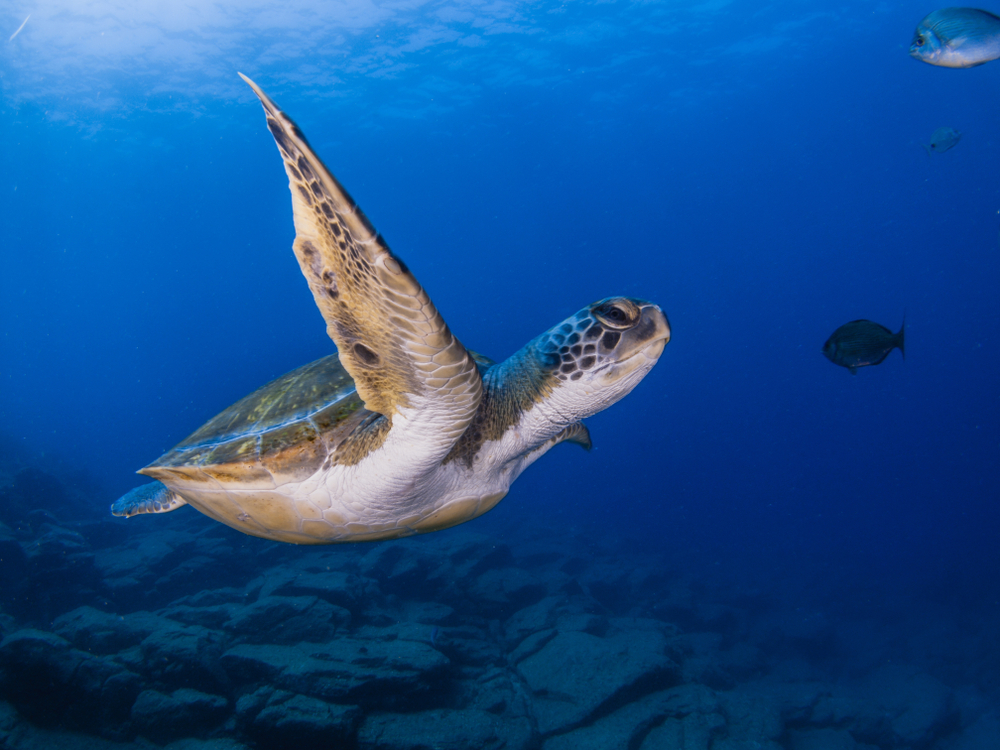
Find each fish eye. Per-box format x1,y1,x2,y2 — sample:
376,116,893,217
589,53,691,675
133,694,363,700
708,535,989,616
914,37,924,46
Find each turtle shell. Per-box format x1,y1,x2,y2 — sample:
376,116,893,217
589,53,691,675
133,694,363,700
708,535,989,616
143,353,376,482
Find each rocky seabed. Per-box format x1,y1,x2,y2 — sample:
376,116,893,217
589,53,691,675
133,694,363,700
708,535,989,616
0,467,997,750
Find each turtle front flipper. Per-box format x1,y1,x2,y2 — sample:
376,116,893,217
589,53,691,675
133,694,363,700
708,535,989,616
111,482,188,518
240,75,482,460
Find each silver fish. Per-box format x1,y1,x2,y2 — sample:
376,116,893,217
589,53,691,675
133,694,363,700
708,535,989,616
823,319,905,375
923,126,962,155
910,7,1000,67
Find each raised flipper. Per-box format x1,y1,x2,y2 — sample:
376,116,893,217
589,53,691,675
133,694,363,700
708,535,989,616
111,482,188,518
239,74,482,453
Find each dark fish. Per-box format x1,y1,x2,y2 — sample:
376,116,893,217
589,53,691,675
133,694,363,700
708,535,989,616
823,319,905,375
910,7,1000,67
923,126,962,155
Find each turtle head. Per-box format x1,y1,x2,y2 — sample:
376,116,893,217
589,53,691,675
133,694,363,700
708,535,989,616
529,297,670,422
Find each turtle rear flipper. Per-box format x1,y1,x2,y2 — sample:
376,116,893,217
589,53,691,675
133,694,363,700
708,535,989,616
111,482,188,517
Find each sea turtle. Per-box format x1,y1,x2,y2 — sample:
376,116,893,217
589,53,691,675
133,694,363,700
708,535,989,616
110,74,671,544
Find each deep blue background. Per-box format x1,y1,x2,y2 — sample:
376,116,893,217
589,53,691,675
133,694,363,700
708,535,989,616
2,0,998,612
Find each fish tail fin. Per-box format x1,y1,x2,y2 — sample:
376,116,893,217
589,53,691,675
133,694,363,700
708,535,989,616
921,143,932,157
897,313,906,360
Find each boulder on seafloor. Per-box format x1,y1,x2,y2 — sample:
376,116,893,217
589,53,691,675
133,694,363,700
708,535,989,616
222,636,449,709
0,700,19,743
162,739,253,750
786,727,862,750
431,624,504,666
466,566,548,615
52,606,174,655
140,622,228,689
248,691,360,749
161,602,241,629
716,684,785,743
225,595,350,644
357,709,534,750
517,628,680,735
504,595,601,646
457,666,533,717
255,568,370,613
859,665,957,746
0,628,143,731
542,684,720,750
712,741,784,750
131,688,229,743
638,711,727,750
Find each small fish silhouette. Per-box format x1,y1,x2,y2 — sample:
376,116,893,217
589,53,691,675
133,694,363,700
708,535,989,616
823,318,905,374
922,127,962,156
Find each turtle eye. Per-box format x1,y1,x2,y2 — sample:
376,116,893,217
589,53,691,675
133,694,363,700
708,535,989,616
594,302,634,330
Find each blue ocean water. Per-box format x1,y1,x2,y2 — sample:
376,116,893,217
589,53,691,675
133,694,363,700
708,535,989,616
1,1,999,748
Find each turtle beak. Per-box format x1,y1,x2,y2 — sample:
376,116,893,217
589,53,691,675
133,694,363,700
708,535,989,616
597,303,670,384
632,304,670,359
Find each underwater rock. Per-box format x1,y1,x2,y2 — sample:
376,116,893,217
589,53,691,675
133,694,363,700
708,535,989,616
163,739,253,750
52,606,175,655
225,595,350,644
0,628,141,731
951,711,1000,750
436,532,516,579
249,692,360,748
140,622,227,689
161,602,241,629
786,727,861,750
504,595,605,646
357,708,533,750
256,568,369,613
131,687,229,743
20,523,103,618
431,624,504,666
92,529,199,602
222,637,450,708
358,542,438,591
672,632,764,690
458,666,532,717
172,587,250,608
576,560,635,609
0,525,28,604
543,683,720,750
467,566,548,615
233,685,274,733
1,469,69,525
508,628,558,665
504,596,566,644
717,686,784,744
638,711,727,750
400,600,457,625
859,665,956,746
556,612,611,637
0,700,19,743
712,741,783,750
517,628,680,735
